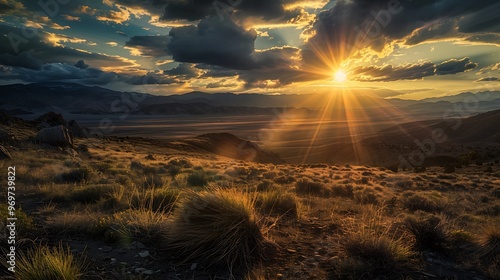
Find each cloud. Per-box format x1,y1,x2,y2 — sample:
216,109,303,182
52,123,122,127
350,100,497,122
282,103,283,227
0,51,43,70
0,24,136,69
105,0,168,16
168,17,257,70
435,57,477,75
163,63,199,79
206,79,237,89
5,62,118,85
125,35,169,57
161,0,304,23
352,57,478,82
353,61,436,82
476,77,499,82
96,5,131,24
405,19,457,45
125,72,179,85
63,15,81,21
304,0,500,69
74,60,89,69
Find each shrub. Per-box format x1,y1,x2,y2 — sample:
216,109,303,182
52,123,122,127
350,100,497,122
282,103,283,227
330,184,354,198
143,175,168,188
168,165,182,177
70,185,112,203
60,167,91,183
256,180,274,192
167,188,272,273
478,226,500,260
15,245,83,280
403,194,443,213
353,188,378,204
295,178,325,196
274,175,295,185
404,214,449,250
130,187,179,213
333,209,413,279
187,170,208,187
342,233,412,271
257,191,298,219
0,205,33,237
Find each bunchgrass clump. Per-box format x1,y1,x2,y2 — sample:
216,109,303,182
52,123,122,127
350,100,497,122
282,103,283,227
59,167,92,183
404,214,449,250
295,178,325,196
478,225,500,259
187,170,208,186
15,245,83,280
257,191,299,219
333,207,413,279
403,194,443,213
130,187,180,213
70,185,113,203
167,187,271,274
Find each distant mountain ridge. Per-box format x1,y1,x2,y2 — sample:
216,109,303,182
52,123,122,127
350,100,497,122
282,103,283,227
1,82,499,119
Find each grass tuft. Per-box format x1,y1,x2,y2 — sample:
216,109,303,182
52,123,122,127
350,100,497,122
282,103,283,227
404,214,449,250
257,191,299,219
295,178,325,196
167,187,272,274
15,245,83,280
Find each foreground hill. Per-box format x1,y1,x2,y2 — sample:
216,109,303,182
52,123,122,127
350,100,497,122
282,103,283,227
0,111,499,280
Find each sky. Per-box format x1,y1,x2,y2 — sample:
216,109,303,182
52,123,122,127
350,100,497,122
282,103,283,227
0,0,499,99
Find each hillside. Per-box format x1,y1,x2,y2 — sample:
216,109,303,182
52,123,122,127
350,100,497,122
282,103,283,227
0,111,499,280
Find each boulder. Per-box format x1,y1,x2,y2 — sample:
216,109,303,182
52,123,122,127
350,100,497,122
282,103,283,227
0,144,11,160
35,112,67,128
0,129,14,142
35,125,74,148
68,120,89,138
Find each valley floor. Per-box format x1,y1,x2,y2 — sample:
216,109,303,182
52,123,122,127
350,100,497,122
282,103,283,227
1,133,499,279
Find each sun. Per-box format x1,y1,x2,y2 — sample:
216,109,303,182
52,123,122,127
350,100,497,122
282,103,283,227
334,70,348,83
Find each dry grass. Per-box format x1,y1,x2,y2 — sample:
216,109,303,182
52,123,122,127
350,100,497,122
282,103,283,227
15,244,83,280
167,187,272,274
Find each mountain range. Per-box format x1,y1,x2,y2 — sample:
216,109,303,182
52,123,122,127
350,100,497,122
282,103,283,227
1,82,500,120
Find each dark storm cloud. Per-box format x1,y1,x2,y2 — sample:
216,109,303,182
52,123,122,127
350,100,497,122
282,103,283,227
457,2,500,33
167,17,257,70
0,24,135,68
198,65,238,78
352,62,436,82
125,35,170,57
74,60,89,69
238,47,324,87
305,0,500,68
9,62,118,85
161,0,302,22
435,57,477,75
465,34,500,45
405,19,457,45
163,63,199,78
352,57,478,81
476,77,499,82
125,73,179,85
0,51,43,70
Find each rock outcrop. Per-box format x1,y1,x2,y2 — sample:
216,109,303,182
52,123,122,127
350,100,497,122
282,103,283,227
0,144,11,160
35,125,74,148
